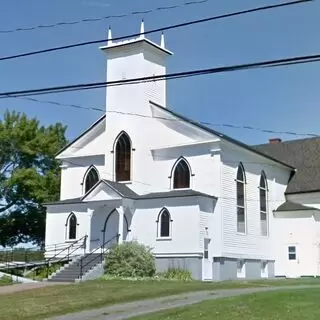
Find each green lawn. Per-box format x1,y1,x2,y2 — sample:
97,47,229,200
132,288,320,319
0,278,319,320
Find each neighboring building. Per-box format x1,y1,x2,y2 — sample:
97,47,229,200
44,22,319,281
255,138,320,278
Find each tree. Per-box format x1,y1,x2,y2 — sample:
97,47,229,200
0,110,67,247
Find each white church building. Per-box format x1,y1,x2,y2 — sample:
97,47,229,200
44,23,320,281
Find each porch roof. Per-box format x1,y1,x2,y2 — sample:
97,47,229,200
274,201,319,212
44,181,217,206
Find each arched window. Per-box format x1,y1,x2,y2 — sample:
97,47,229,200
173,158,190,189
84,166,99,194
67,213,77,240
158,209,171,238
259,171,268,236
236,163,246,233
115,132,131,182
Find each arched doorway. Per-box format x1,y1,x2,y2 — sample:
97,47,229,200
101,210,129,249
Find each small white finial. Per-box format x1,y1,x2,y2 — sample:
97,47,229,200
160,32,165,48
107,26,112,45
140,19,145,38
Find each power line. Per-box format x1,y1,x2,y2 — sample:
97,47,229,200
0,0,212,34
0,0,311,62
2,51,320,98
62,158,290,203
14,96,319,138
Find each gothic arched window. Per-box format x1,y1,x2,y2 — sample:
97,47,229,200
84,166,99,194
67,213,77,240
115,132,131,182
259,171,268,236
236,163,246,233
158,208,171,238
173,158,190,189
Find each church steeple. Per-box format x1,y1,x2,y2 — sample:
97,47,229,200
100,21,173,114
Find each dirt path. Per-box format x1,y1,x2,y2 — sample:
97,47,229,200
0,282,69,295
49,284,320,320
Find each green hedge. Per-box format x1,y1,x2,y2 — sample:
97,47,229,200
105,241,156,277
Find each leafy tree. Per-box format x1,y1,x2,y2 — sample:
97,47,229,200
0,110,67,247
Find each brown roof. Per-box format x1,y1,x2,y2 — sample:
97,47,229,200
254,137,320,194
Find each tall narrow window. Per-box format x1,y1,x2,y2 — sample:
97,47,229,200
67,213,77,240
173,158,190,189
84,166,99,193
158,209,171,238
115,132,131,182
236,163,246,233
259,171,268,236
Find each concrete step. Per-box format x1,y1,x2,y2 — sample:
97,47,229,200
49,252,103,282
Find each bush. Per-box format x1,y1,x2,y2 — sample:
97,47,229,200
0,275,13,285
104,241,156,278
158,268,193,281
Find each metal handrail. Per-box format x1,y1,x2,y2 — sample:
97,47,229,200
46,235,87,263
0,248,44,264
79,234,120,280
45,235,87,278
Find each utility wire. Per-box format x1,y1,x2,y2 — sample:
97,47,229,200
0,0,212,34
14,96,319,138
62,158,291,203
0,0,311,62
2,51,320,98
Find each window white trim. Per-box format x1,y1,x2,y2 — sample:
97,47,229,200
259,171,269,237
113,131,133,183
236,163,247,234
156,208,172,239
65,212,78,241
82,165,100,195
170,157,192,190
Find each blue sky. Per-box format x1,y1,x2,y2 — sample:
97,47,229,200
0,0,319,144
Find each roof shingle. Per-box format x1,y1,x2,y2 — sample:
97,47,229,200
275,201,319,212
254,137,320,194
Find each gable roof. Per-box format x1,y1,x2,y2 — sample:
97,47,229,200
151,101,294,170
254,137,320,194
101,180,140,199
56,114,106,157
274,201,319,212
80,179,139,201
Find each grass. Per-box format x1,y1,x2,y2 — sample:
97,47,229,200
0,276,13,286
0,278,319,320
25,262,63,281
0,277,12,286
132,288,320,319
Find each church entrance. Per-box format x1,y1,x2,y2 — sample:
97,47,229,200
101,209,129,250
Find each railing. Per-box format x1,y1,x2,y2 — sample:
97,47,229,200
0,236,88,280
79,234,120,280
45,235,88,278
0,247,44,264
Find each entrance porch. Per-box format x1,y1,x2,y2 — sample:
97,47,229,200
87,204,131,252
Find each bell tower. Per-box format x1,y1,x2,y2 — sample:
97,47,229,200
100,21,173,116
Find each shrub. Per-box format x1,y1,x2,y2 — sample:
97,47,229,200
104,241,156,278
158,268,193,281
0,275,13,285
